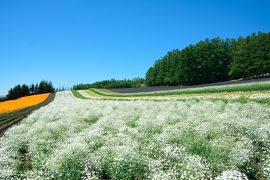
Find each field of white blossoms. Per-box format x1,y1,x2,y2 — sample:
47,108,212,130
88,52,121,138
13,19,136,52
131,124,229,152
0,91,270,179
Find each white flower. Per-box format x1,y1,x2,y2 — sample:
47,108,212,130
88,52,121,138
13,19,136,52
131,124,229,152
0,91,269,179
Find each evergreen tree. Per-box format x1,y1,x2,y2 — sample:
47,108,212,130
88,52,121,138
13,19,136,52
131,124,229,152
30,84,35,94
6,80,55,100
229,32,270,78
146,32,269,86
21,84,30,96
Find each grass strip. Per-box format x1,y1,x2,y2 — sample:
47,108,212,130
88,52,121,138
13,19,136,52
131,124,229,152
90,81,270,97
72,90,89,99
73,90,270,106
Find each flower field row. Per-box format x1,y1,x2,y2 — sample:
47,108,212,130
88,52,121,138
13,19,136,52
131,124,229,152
0,94,50,114
90,81,270,97
76,89,270,101
0,92,270,179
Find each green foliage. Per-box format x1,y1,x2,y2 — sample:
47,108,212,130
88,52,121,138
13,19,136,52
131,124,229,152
84,115,99,125
38,80,54,94
229,32,270,78
146,50,183,86
55,86,70,92
73,77,145,90
57,155,83,180
0,96,8,102
146,38,232,86
146,32,270,86
110,152,148,180
90,81,270,97
72,90,88,99
6,80,55,100
7,84,30,100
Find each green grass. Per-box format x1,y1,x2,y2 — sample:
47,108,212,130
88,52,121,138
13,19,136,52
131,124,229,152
90,81,270,97
72,90,88,99
72,81,270,106
72,91,270,106
251,98,270,105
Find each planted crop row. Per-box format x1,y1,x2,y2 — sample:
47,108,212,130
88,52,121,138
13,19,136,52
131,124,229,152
91,81,270,97
0,93,50,114
74,90,270,106
0,106,37,122
1,92,270,179
0,93,55,136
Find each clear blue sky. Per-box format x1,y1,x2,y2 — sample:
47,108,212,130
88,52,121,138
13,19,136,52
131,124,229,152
0,0,269,95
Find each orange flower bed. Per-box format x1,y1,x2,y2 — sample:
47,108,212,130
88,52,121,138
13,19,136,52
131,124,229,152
0,93,50,114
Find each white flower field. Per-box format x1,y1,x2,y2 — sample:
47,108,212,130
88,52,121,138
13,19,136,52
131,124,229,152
1,92,270,179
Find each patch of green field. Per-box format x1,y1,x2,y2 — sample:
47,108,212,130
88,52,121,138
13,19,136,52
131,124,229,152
90,81,270,97
72,90,88,99
73,89,270,106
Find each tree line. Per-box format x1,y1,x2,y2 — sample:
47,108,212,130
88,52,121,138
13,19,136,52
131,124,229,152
73,78,145,90
146,32,270,86
6,80,55,100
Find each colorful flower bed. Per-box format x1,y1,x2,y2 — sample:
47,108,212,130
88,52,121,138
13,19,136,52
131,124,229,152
0,93,50,114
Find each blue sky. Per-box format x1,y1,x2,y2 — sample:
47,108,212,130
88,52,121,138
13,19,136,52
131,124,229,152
0,0,269,95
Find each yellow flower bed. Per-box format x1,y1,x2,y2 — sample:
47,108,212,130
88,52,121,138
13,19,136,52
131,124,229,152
0,93,50,114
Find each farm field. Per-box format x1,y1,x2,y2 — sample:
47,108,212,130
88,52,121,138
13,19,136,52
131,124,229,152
0,93,55,136
0,93,50,114
1,1,269,179
74,81,270,104
107,77,270,94
76,89,270,102
91,81,270,97
1,91,270,179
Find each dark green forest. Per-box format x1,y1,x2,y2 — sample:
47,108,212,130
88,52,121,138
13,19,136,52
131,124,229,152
146,32,270,86
73,78,145,90
6,80,55,100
